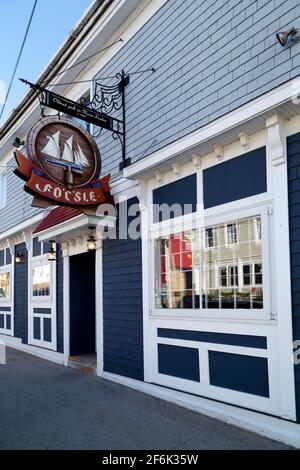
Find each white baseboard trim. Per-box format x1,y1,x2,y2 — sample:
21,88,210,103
101,371,300,449
0,334,66,366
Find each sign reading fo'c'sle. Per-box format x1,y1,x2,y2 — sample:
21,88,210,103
14,116,114,215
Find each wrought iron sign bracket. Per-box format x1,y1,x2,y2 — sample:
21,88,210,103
84,70,131,171
20,70,131,172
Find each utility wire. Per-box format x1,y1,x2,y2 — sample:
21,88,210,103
42,68,156,87
0,0,38,121
40,38,123,84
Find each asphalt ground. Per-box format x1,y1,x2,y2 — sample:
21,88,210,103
0,348,291,450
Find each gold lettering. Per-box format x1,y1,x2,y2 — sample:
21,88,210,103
74,191,81,203
65,191,71,202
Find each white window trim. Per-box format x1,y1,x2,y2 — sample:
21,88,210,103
225,222,238,246
242,262,263,288
204,227,217,249
31,258,53,302
140,119,296,421
0,248,14,336
0,265,12,303
28,239,57,351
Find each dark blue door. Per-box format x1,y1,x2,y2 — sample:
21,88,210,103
70,251,95,356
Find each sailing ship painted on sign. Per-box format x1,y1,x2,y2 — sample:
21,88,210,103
40,131,90,188
41,131,90,168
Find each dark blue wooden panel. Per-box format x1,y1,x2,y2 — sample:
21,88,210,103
33,317,41,340
158,329,267,349
0,307,11,312
288,132,300,423
0,250,4,267
209,351,269,397
32,237,41,257
5,248,11,265
203,148,267,209
42,241,51,255
14,243,28,344
6,315,11,330
103,197,144,381
158,343,200,382
33,308,51,314
43,318,52,343
153,174,197,222
0,314,4,329
70,251,95,355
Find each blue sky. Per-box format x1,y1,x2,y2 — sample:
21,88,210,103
0,0,93,126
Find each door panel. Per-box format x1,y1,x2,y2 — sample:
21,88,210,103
70,251,95,356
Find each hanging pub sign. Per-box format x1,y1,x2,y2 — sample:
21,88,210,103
14,116,114,215
40,88,113,131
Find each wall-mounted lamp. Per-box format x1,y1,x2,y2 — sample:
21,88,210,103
47,240,56,261
15,253,23,264
276,27,300,47
12,137,25,148
87,226,97,252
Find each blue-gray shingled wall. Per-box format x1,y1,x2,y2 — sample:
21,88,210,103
95,0,300,181
0,157,42,235
2,1,300,236
103,197,144,381
14,242,28,344
287,131,300,423
56,244,64,353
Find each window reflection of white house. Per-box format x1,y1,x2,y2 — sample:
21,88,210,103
156,216,263,310
0,272,10,298
32,265,51,297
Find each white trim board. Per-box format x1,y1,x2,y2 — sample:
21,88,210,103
0,334,65,365
101,371,300,449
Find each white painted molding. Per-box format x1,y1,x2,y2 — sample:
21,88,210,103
61,241,70,257
239,132,250,150
0,335,65,365
171,163,181,176
6,239,14,256
0,239,9,251
213,144,224,161
8,230,32,249
136,178,148,212
154,171,163,184
23,231,31,250
266,114,286,166
191,155,201,169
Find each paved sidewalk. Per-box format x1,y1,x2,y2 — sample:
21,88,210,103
0,348,291,450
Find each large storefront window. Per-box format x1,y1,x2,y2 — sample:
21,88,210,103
0,271,10,298
155,215,263,310
32,264,51,297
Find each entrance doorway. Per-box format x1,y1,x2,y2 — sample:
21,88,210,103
69,251,96,358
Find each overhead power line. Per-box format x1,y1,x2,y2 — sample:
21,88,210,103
40,68,156,87
40,38,124,85
0,0,38,122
